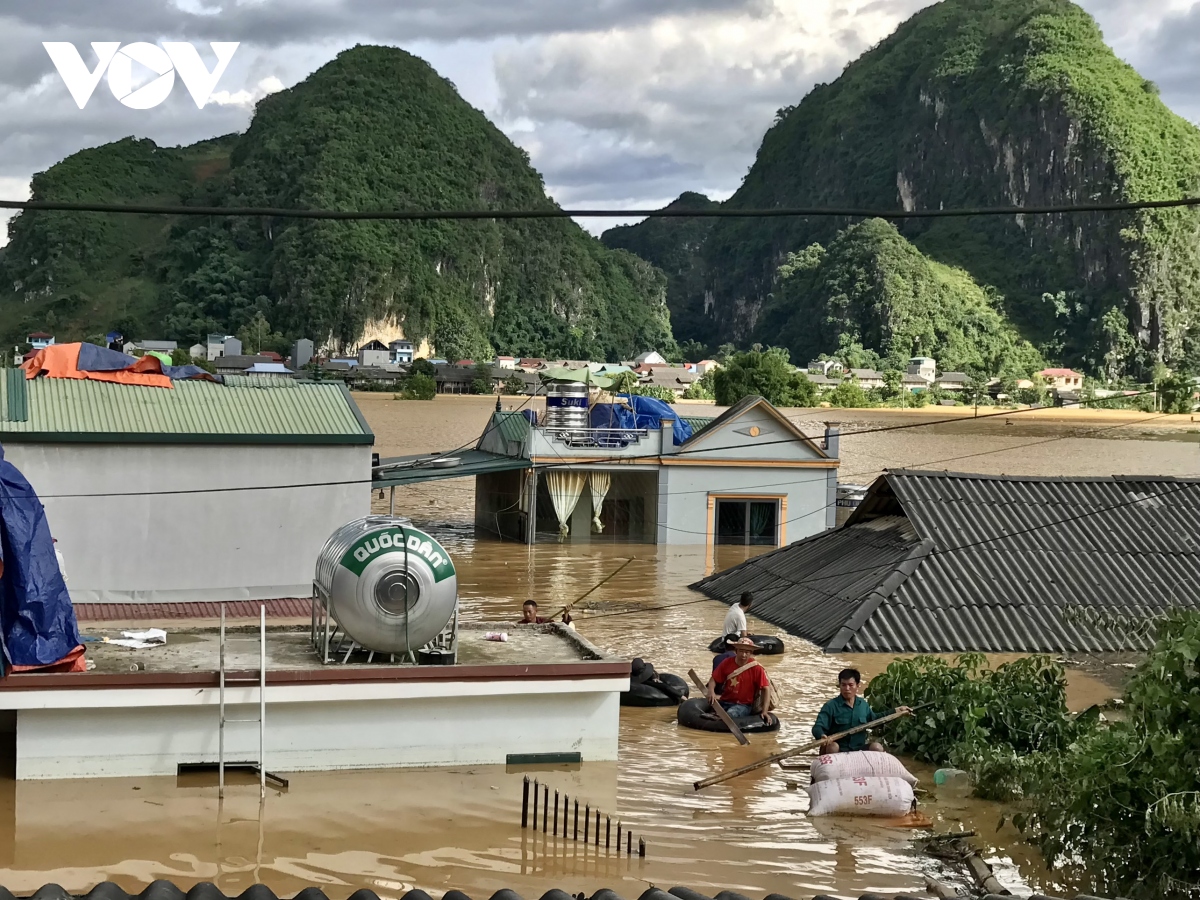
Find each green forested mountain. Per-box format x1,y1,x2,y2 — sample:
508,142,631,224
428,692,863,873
601,191,717,346
0,46,673,361
607,0,1200,379
759,218,1044,374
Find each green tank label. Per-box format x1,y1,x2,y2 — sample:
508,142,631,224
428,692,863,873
339,528,455,582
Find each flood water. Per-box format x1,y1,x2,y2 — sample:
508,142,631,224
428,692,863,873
3,395,1192,900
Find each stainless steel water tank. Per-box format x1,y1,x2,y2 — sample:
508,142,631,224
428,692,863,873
545,381,590,431
314,516,458,653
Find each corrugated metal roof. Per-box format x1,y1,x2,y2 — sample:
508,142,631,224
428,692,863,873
0,884,1124,900
0,373,372,444
679,415,714,435
494,410,532,443
692,471,1200,654
374,448,530,487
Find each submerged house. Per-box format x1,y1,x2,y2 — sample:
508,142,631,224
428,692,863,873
693,470,1200,653
375,395,841,547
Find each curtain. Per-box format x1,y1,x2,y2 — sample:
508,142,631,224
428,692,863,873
750,502,774,542
590,471,612,533
545,470,586,541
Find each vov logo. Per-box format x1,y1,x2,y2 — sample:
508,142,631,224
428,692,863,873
43,42,240,110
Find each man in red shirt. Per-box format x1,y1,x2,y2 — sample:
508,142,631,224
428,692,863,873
705,637,772,722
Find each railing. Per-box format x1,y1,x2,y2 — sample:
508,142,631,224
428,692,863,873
538,426,650,449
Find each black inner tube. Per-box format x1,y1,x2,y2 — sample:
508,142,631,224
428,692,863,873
676,697,780,733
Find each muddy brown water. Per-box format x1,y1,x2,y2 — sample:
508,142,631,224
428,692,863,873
3,396,1190,900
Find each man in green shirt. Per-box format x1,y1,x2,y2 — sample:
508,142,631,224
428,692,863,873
812,668,910,753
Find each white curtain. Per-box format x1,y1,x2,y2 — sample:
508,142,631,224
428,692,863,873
545,470,586,541
590,471,612,533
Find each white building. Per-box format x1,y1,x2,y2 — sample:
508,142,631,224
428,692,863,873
188,343,206,361
0,373,372,603
633,350,668,366
907,356,937,382
808,359,845,378
389,340,415,364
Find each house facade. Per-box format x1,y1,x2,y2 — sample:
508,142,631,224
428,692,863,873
375,395,839,549
389,340,415,364
907,356,937,382
1039,368,1084,391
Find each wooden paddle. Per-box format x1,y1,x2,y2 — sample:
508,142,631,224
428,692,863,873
687,668,750,746
693,706,917,790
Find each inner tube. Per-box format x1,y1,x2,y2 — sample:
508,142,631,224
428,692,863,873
707,634,785,655
621,681,677,707
656,672,690,701
677,697,780,733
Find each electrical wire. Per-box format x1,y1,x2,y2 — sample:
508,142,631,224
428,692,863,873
5,196,1200,220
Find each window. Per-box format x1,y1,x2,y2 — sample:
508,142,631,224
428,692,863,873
715,499,779,546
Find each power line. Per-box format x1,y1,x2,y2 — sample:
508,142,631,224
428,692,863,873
3,196,1200,221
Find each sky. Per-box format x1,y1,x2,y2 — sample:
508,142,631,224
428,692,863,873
2,0,1200,247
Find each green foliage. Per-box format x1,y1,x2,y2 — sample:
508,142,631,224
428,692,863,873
470,362,495,395
0,50,673,360
502,374,527,395
398,373,436,400
759,219,1045,377
170,348,192,366
1019,613,1200,898
609,371,639,394
630,384,677,404
712,348,817,407
601,192,719,346
1158,373,1196,413
682,370,715,400
410,358,437,378
826,380,872,408
866,654,1081,777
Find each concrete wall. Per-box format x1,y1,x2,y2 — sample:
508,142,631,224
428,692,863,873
3,443,371,603
12,678,622,778
657,465,831,545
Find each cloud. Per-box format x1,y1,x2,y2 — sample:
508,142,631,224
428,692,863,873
0,177,33,250
494,0,934,217
207,74,283,107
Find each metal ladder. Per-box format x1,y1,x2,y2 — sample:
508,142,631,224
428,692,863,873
218,604,266,799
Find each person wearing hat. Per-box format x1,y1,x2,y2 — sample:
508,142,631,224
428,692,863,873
705,636,773,722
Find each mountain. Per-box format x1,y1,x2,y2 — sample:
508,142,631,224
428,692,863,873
611,0,1200,379
0,46,673,361
759,218,1044,374
601,192,717,346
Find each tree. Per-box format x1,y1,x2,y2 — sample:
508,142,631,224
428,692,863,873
712,348,816,407
677,339,708,362
503,374,526,395
827,380,871,408
632,384,677,404
609,371,639,394
410,358,437,378
682,370,715,400
713,342,738,363
1158,373,1196,414
236,311,272,355
398,373,436,400
170,348,193,366
471,360,495,395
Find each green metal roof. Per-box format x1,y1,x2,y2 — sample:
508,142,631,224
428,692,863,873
494,411,532,443
0,372,373,445
680,416,715,435
374,448,530,487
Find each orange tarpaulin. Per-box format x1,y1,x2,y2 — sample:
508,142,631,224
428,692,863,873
23,343,175,388
8,644,87,674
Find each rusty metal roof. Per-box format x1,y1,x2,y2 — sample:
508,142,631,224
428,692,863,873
693,470,1200,654
0,883,1123,900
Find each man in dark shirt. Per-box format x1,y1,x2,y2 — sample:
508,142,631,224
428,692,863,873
812,668,909,752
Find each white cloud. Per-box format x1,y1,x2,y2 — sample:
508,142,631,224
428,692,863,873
0,177,33,249
207,74,283,107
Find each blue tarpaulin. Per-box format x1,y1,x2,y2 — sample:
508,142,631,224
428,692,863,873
0,444,82,670
75,342,217,381
590,395,693,445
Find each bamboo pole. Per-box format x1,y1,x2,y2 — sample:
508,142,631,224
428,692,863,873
549,557,636,621
692,707,916,790
687,669,749,746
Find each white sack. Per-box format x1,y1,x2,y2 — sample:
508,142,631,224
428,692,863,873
810,751,918,786
805,776,915,817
